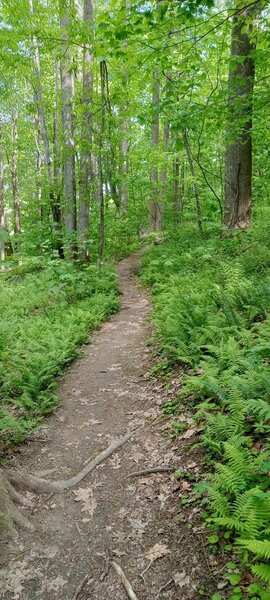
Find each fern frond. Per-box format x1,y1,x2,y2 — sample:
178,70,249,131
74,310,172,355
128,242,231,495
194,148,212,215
238,539,270,560
251,563,270,585
208,486,230,516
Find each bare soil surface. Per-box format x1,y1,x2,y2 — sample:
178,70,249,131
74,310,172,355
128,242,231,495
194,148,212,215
0,249,219,600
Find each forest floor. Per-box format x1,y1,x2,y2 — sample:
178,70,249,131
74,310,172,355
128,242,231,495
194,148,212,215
0,249,219,600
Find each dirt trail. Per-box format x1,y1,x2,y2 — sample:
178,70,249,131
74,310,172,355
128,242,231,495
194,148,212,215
0,250,215,600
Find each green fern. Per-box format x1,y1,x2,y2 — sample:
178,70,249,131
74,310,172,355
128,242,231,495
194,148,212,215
238,539,270,560
251,563,270,586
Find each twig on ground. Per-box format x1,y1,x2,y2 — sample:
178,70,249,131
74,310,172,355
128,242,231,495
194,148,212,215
127,466,174,478
72,575,92,600
112,560,138,600
156,578,174,598
140,559,154,585
100,547,112,581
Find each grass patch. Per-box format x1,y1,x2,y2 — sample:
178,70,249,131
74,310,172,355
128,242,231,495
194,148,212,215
0,259,119,449
140,220,270,598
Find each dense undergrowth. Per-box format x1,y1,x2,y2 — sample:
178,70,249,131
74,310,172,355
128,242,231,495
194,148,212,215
0,258,119,450
140,218,270,599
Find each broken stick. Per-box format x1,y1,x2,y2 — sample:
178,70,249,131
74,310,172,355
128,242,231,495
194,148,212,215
112,561,138,600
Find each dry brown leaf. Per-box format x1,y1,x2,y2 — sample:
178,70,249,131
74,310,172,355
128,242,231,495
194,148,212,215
174,570,191,588
180,427,198,439
180,481,192,491
145,543,170,562
73,487,97,517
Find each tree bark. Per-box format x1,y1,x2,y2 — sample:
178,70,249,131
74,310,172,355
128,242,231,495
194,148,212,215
183,129,202,232
30,0,63,255
119,132,128,213
224,4,259,229
0,129,7,262
34,116,43,220
78,0,94,260
98,60,106,270
60,1,77,257
11,116,21,238
29,0,52,186
150,70,161,231
119,0,130,214
159,122,169,228
173,155,184,224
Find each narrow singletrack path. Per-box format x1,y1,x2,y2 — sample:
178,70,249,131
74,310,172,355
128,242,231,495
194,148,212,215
0,250,214,600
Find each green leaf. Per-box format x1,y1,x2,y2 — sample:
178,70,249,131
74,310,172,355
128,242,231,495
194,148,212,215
208,535,219,544
228,574,241,586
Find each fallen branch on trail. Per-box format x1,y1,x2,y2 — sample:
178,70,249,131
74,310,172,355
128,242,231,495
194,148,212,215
0,430,135,537
112,561,139,600
72,575,93,600
127,466,175,478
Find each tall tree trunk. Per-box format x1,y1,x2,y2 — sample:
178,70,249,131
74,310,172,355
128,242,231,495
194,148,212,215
119,0,129,214
11,116,21,238
150,70,161,231
30,0,63,254
34,116,43,219
29,0,52,185
119,130,128,213
173,158,184,224
60,1,77,257
0,129,6,262
159,122,169,228
98,60,106,270
183,129,202,232
78,0,94,260
224,4,259,229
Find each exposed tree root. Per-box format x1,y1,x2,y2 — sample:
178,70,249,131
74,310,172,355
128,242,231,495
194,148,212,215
0,430,135,537
0,471,34,538
112,561,139,600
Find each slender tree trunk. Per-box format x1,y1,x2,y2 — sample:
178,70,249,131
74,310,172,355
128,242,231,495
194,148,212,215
60,1,77,257
0,129,6,262
29,0,52,184
34,116,43,219
119,0,129,214
98,60,106,270
119,131,128,213
173,158,184,224
30,0,63,254
224,4,259,229
183,129,202,232
11,116,21,238
173,155,179,222
78,0,94,260
150,70,161,231
159,122,169,228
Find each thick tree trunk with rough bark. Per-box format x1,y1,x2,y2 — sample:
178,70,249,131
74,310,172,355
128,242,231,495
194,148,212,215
60,2,77,256
150,70,161,231
78,0,94,260
224,5,259,229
